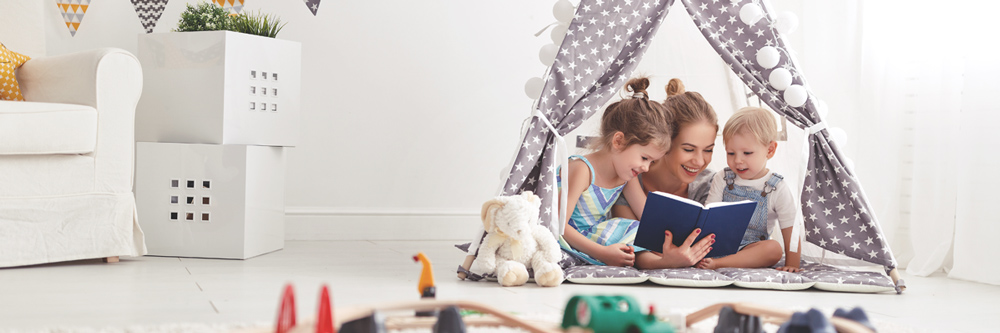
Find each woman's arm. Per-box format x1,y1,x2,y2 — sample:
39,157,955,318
777,227,802,272
705,170,726,204
618,180,648,219
560,160,635,266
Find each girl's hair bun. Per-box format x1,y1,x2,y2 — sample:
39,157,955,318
665,78,685,97
625,77,651,99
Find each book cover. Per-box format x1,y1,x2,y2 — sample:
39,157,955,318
633,191,756,258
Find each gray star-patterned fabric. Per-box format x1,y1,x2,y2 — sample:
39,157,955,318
498,0,676,236
132,0,169,34
680,0,898,275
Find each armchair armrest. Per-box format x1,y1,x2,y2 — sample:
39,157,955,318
19,48,142,108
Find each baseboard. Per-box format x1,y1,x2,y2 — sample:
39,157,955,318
284,207,481,241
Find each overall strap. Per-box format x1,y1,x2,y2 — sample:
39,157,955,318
723,167,737,190
761,173,784,197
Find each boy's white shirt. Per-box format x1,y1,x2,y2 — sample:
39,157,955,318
705,170,804,239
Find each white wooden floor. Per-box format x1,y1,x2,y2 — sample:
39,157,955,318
0,241,994,332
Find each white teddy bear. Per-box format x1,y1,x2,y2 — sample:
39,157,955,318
469,191,564,287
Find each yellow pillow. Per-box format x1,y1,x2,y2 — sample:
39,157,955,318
0,43,31,101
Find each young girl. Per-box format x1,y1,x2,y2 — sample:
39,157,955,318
699,107,802,271
558,77,714,268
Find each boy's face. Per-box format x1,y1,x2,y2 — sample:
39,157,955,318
725,131,776,180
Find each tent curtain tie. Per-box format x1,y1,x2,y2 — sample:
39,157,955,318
807,121,827,135
532,108,568,237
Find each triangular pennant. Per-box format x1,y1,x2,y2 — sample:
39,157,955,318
131,0,169,34
213,0,244,14
56,0,91,37
304,0,321,16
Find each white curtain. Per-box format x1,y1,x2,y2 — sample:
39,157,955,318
805,0,1000,284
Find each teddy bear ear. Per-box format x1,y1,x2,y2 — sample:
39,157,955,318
522,191,540,204
481,198,506,232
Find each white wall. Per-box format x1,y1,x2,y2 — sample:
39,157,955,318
13,0,869,242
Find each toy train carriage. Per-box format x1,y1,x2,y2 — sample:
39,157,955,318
561,295,674,333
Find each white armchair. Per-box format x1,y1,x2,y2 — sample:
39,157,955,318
0,48,146,267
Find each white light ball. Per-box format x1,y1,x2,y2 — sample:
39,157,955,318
739,3,765,26
829,127,848,148
525,77,544,100
553,0,575,24
768,68,793,91
784,84,808,107
817,100,829,120
775,11,799,35
756,46,781,69
539,43,559,66
550,23,569,45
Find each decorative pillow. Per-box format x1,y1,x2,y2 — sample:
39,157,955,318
716,267,815,291
0,43,31,101
646,267,735,287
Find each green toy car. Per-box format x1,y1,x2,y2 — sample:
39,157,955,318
561,295,675,333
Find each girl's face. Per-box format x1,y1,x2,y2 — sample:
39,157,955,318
725,131,776,180
612,136,668,182
657,121,717,184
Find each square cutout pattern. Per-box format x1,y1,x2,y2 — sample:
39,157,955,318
167,178,214,223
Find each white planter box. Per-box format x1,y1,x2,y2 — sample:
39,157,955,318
135,142,286,259
136,31,301,147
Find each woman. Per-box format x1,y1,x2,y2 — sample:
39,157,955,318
615,78,720,268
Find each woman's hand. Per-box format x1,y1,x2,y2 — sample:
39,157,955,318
659,229,714,267
775,265,802,273
597,244,635,267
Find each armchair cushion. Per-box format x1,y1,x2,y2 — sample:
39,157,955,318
0,43,31,101
0,101,97,155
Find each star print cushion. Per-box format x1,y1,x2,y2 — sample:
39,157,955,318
716,267,815,291
797,262,895,293
0,43,31,101
646,267,735,287
564,265,648,284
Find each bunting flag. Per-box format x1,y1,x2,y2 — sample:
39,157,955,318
304,0,321,16
131,0,169,34
56,0,91,37
212,0,245,14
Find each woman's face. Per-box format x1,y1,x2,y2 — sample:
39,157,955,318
656,121,717,184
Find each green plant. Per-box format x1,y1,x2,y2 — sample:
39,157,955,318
174,2,233,32
231,10,287,38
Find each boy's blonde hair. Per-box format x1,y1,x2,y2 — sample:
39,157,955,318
590,77,672,152
723,107,778,146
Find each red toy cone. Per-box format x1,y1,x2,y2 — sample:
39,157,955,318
316,285,335,333
275,284,297,333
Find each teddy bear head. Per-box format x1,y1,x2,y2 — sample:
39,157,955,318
480,191,541,239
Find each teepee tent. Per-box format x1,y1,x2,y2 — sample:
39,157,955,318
461,0,903,291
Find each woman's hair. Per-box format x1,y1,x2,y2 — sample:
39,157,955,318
662,78,719,142
723,106,778,146
590,77,672,152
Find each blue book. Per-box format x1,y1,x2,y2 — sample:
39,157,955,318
634,191,756,258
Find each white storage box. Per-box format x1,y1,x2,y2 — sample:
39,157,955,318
136,31,301,147
135,142,286,259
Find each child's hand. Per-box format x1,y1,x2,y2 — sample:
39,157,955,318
598,244,635,267
776,265,801,273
